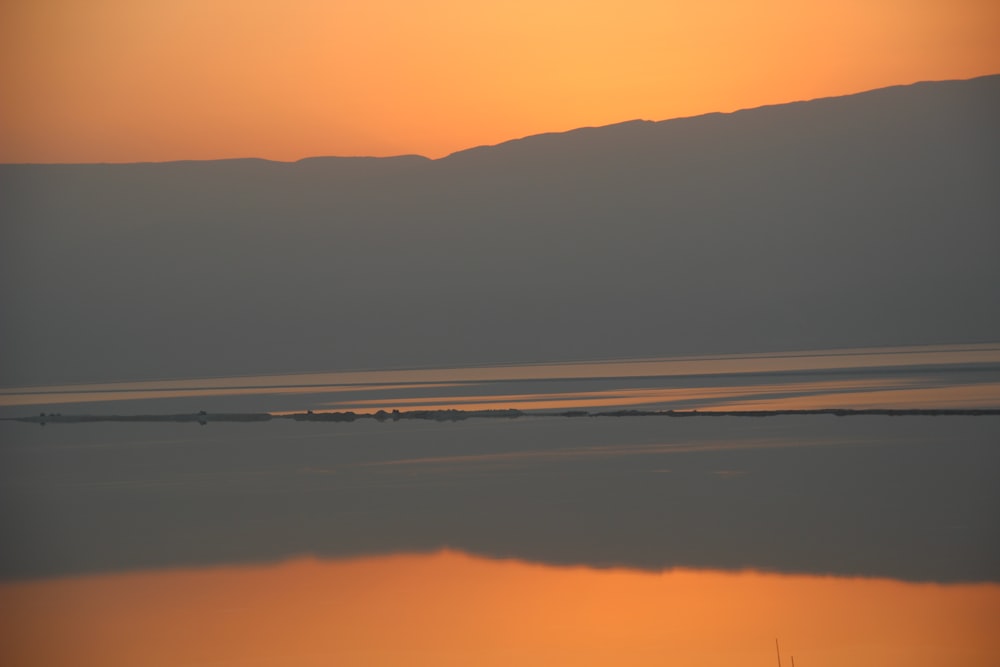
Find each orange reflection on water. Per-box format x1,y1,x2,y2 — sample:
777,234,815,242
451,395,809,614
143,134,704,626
327,377,918,412
717,382,1000,411
4,343,997,400
1,551,998,667
0,383,468,408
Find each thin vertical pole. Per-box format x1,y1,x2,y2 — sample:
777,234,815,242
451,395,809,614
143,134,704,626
776,638,782,667
791,657,796,667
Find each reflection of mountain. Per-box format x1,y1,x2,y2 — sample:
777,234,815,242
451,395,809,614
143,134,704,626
2,75,999,386
2,415,998,582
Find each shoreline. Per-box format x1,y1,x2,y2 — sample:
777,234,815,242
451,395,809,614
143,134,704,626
5,407,1000,425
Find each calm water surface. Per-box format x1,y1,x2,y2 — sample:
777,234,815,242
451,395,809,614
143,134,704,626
3,551,999,667
1,346,999,665
2,343,999,415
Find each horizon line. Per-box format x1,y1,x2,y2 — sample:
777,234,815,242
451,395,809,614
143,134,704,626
3,73,997,168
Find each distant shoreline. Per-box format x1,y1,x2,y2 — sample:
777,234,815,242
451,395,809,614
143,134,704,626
5,407,1000,425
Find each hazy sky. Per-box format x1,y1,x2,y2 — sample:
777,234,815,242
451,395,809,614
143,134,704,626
2,0,998,163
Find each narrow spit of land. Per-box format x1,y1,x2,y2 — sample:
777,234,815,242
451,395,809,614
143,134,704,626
6,407,1000,425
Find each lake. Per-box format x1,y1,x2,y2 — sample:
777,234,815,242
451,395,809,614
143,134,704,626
1,344,999,665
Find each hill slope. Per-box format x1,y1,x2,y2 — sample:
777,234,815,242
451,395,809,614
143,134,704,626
2,75,998,385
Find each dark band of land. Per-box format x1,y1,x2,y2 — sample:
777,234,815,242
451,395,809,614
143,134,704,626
7,407,1000,425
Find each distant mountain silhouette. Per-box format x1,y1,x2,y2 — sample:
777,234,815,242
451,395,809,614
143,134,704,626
1,75,998,385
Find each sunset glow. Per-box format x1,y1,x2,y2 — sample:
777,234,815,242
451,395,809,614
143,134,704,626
3,0,998,163
2,551,998,667
2,3,999,665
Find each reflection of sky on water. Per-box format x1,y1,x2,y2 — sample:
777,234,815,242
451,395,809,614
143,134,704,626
1,343,998,415
1,345,998,665
2,550,998,667
325,378,1000,412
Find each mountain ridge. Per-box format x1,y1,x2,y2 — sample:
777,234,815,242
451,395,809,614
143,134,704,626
2,74,998,385
4,74,997,167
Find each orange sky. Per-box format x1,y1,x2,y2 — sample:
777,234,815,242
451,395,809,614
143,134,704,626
2,0,999,163
3,551,999,667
